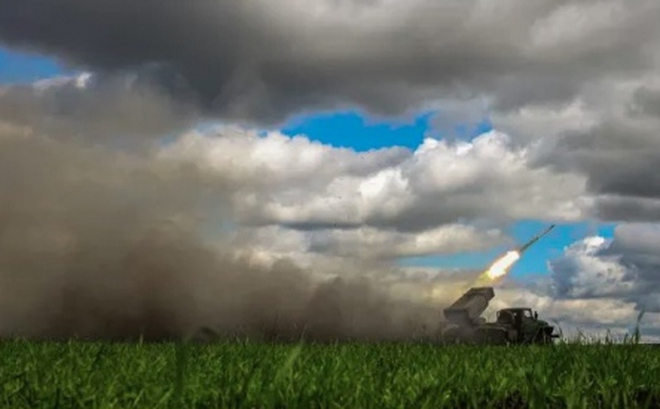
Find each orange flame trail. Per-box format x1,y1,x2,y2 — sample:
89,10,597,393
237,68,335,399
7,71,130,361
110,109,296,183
472,224,555,286
473,250,521,286
485,250,520,279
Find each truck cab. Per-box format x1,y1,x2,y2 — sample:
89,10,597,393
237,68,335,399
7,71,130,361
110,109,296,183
494,307,555,343
496,308,539,325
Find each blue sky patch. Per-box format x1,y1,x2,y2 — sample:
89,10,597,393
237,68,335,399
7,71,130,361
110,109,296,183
281,110,434,152
0,47,71,84
398,220,616,278
280,109,493,152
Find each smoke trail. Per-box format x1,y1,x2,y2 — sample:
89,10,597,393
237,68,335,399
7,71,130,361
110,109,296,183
0,128,458,342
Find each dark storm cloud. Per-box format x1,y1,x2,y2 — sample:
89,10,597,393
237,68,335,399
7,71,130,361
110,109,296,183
532,114,660,222
1,0,658,124
595,196,660,223
523,81,660,222
629,86,660,119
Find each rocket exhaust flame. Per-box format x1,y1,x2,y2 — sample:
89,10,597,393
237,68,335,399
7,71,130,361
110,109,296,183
484,251,520,280
477,224,555,283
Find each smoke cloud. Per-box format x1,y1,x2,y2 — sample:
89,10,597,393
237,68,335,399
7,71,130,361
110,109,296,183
0,127,456,342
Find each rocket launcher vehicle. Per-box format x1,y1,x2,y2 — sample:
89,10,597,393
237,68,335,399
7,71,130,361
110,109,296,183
442,286,559,344
441,225,560,344
443,287,495,328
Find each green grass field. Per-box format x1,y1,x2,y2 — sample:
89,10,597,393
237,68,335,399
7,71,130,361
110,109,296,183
1,339,659,409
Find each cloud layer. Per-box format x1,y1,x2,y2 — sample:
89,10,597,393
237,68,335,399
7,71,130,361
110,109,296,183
163,127,588,231
1,0,658,124
2,0,659,219
2,0,659,222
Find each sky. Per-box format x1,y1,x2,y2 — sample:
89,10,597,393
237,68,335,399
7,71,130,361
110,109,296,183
0,48,70,83
278,108,614,277
1,0,660,342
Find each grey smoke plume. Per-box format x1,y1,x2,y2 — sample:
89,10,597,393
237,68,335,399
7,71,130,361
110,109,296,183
0,128,452,342
0,73,199,142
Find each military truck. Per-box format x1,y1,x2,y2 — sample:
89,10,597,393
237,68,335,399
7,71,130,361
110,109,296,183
441,287,558,344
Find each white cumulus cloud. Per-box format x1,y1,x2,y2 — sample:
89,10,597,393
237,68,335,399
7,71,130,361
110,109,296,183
161,127,589,233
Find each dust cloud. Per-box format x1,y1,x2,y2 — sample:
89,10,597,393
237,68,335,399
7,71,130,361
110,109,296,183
0,127,458,342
